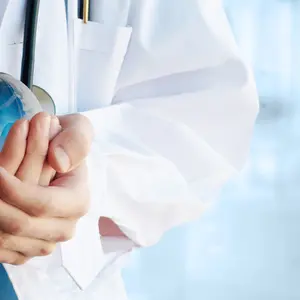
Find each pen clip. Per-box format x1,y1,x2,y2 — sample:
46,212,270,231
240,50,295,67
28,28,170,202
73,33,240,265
78,0,89,23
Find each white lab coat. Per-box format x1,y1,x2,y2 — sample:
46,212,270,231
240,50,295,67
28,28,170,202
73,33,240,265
0,0,258,299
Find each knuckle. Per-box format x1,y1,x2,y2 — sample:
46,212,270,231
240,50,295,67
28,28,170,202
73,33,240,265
6,221,22,235
58,225,76,242
31,112,50,126
30,193,52,217
6,216,31,235
62,231,74,242
39,243,56,256
30,200,49,217
0,178,21,204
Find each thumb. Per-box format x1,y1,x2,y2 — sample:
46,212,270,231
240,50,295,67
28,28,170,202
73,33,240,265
47,114,94,173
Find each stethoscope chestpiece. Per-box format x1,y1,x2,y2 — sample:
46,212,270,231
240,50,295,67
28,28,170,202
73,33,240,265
32,85,56,115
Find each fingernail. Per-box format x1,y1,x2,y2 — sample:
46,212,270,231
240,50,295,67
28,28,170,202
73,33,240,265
54,146,70,172
49,116,62,140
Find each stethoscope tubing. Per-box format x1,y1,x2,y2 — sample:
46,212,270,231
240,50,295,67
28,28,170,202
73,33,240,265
21,0,40,90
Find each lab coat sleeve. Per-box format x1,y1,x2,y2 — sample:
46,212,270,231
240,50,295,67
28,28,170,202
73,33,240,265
82,3,259,248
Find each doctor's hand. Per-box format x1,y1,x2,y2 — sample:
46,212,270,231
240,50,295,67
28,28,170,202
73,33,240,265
0,112,94,186
0,113,92,264
0,162,89,265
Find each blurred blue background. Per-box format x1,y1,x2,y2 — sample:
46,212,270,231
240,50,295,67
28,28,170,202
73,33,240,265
122,1,300,299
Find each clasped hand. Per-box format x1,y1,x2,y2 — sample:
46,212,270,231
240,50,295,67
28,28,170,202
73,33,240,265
0,112,93,265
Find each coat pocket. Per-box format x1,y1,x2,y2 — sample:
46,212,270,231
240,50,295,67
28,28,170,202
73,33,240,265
73,19,132,112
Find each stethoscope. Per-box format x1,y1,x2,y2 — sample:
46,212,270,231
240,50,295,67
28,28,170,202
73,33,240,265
21,0,55,114
21,0,90,115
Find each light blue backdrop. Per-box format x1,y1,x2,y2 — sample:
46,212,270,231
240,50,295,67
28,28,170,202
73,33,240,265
123,1,300,299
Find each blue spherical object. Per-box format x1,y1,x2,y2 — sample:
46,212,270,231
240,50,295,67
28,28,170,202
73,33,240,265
0,73,42,150
0,78,26,138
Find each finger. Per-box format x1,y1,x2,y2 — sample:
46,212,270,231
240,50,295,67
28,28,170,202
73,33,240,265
0,248,28,265
0,199,76,242
0,165,89,218
48,114,94,173
22,217,77,242
16,112,51,183
49,116,62,141
0,119,29,174
38,165,56,186
0,231,56,257
39,116,62,186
